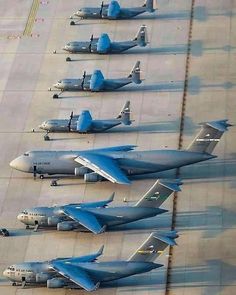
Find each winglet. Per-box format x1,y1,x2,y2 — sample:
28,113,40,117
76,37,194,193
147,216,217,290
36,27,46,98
153,230,179,247
108,192,115,203
97,245,104,257
200,119,232,132
159,179,183,192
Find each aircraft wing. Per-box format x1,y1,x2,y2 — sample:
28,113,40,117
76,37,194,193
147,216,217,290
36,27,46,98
51,261,100,291
74,153,130,185
63,206,105,234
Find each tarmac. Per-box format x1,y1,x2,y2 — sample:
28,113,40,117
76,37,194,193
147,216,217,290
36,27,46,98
0,0,235,294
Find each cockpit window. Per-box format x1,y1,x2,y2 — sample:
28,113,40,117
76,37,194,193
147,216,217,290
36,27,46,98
22,210,28,214
58,80,62,83
67,43,71,46
24,153,29,156
8,267,15,271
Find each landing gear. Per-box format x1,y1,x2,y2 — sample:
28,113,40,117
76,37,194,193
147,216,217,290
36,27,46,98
40,175,44,179
44,132,50,141
53,90,63,99
53,93,59,99
66,57,71,62
26,225,30,230
34,221,39,232
50,179,58,186
70,21,75,25
12,282,16,286
21,277,26,288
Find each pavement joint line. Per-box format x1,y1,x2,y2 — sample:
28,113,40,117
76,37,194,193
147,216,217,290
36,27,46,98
23,0,40,36
165,0,196,293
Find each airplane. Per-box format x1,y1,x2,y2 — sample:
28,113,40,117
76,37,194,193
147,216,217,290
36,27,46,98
17,179,182,233
9,120,231,184
39,101,132,141
3,230,178,290
50,61,142,98
70,0,156,25
63,25,148,59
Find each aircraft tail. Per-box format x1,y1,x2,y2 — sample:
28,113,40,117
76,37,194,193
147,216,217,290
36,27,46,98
135,179,182,208
143,0,155,13
133,25,148,47
128,61,142,84
187,120,232,154
128,231,178,262
116,101,132,125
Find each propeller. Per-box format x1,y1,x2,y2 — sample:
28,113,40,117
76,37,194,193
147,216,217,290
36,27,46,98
88,34,93,52
99,1,104,15
81,71,86,90
68,111,74,131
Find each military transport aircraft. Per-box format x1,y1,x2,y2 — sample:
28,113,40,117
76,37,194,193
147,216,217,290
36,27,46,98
9,120,231,184
70,0,155,25
17,179,182,233
50,61,142,98
39,101,132,140
3,230,178,290
63,25,148,58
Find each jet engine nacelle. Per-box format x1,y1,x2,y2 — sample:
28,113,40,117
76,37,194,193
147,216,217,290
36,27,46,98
74,166,90,176
36,272,51,283
97,33,111,53
47,216,60,226
47,278,66,288
84,172,103,183
90,70,104,91
57,221,75,231
107,0,121,19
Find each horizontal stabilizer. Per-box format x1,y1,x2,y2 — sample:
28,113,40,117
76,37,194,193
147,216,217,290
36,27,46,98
128,230,178,262
187,119,232,154
135,179,182,208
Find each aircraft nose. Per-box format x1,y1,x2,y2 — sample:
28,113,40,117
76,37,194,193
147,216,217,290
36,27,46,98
3,269,9,278
39,121,47,130
17,213,23,222
10,156,31,172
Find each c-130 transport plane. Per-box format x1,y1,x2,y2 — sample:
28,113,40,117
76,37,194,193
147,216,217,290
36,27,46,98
39,101,132,140
10,120,231,185
70,0,155,25
3,230,178,290
17,179,182,233
50,61,142,98
63,25,148,58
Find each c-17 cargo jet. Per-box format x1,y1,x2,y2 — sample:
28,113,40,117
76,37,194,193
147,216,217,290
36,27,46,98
70,0,155,25
39,101,132,140
63,25,148,59
10,120,231,184
50,61,142,98
17,179,182,233
3,230,178,290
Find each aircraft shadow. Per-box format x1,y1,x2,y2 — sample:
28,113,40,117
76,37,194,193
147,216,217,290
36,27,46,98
107,116,196,135
110,205,236,238
102,260,236,294
131,156,236,184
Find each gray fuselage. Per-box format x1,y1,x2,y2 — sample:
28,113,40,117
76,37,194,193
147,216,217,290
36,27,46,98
10,149,215,177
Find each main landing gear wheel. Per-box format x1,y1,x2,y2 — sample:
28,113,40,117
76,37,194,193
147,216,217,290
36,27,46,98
39,175,44,179
70,21,75,25
66,57,71,62
50,179,58,186
53,94,59,99
44,134,50,141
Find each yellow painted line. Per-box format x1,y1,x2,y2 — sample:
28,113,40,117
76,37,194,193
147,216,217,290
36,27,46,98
23,0,40,36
